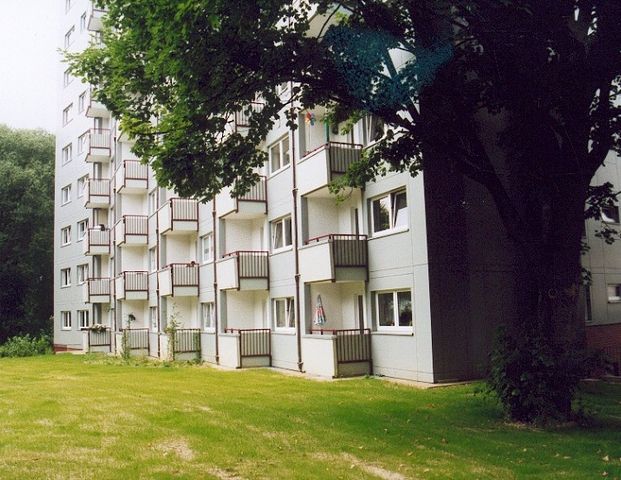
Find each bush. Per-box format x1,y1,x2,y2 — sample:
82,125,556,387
0,334,52,358
487,326,601,423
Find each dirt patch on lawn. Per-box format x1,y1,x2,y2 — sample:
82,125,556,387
154,437,195,461
206,467,246,480
312,452,410,480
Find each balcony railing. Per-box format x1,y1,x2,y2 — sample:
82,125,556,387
87,328,112,350
224,328,271,361
158,263,199,296
171,198,198,221
124,160,148,181
115,215,148,246
173,328,201,354
89,128,111,149
223,251,269,279
84,228,110,255
311,328,372,365
158,198,199,234
305,234,368,267
118,271,148,291
85,179,110,208
234,102,264,130
297,142,362,195
120,328,149,350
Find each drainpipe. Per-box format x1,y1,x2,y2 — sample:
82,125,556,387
212,199,220,364
291,101,304,372
155,187,161,358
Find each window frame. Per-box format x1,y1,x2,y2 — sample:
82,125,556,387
62,103,73,126
271,215,292,253
375,289,413,332
61,226,72,246
63,69,73,87
200,233,214,264
149,306,158,330
64,26,75,48
76,263,89,284
78,310,90,329
79,12,87,31
77,219,88,241
148,247,157,272
371,188,409,236
61,184,72,205
77,175,88,198
273,297,295,331
60,268,71,288
201,302,215,332
607,284,621,303
62,143,73,165
269,135,291,174
78,91,87,113
61,311,72,330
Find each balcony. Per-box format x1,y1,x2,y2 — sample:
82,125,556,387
231,102,263,133
158,263,199,297
115,160,148,194
84,179,109,208
86,88,110,118
220,328,271,368
83,228,110,256
297,142,362,196
87,7,105,31
83,278,111,303
116,271,148,301
157,198,199,235
303,328,372,378
216,251,269,291
114,215,148,247
84,129,112,163
299,234,368,283
217,176,267,219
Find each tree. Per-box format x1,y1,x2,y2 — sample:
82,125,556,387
68,1,621,421
0,125,55,342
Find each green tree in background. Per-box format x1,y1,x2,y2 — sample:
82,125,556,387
0,125,54,342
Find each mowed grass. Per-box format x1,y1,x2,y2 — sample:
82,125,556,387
0,356,620,479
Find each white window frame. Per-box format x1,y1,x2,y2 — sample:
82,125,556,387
78,132,88,154
148,247,157,272
271,215,292,252
607,284,621,303
61,226,71,246
273,297,295,330
62,143,72,165
201,302,215,332
63,69,73,87
80,12,87,31
375,289,413,332
200,233,214,264
61,311,72,330
77,264,89,284
371,188,408,236
78,310,90,329
269,135,290,174
148,190,157,215
65,0,72,13
64,26,75,48
62,103,73,126
149,306,158,330
77,175,88,197
61,184,72,205
60,268,71,288
78,91,86,113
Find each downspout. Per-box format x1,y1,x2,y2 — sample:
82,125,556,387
291,102,304,372
155,188,161,358
212,199,220,364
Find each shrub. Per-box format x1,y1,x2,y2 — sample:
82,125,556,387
0,334,52,358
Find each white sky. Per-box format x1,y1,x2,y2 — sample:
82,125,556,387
0,1,60,132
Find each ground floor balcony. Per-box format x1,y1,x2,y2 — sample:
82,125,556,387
158,263,199,297
217,176,267,219
114,328,149,356
84,179,110,208
116,160,148,194
219,328,272,368
83,278,111,304
216,251,269,290
114,215,148,247
83,228,110,256
84,129,111,163
158,198,199,235
297,142,362,196
303,328,372,378
115,271,148,300
299,234,368,283
81,327,112,353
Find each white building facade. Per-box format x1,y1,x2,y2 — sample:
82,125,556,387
54,0,621,380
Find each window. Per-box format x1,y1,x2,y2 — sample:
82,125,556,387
273,297,295,329
201,302,215,331
602,205,620,224
80,12,87,31
63,69,73,87
371,189,408,234
376,290,413,330
77,219,88,240
78,132,88,154
78,91,86,113
149,306,158,330
61,226,71,246
64,26,75,48
61,184,72,205
148,191,157,214
65,0,72,12
201,233,214,263
148,247,157,272
77,264,89,284
269,136,290,173
276,82,289,96
607,284,621,303
77,175,88,197
60,268,71,288
78,310,90,329
61,311,72,330
62,103,73,125
271,216,292,251
62,143,72,165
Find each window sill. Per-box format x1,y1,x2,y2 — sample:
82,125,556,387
60,285,71,289
61,243,71,247
201,260,214,266
370,226,409,240
273,329,296,335
203,328,215,334
269,164,291,178
373,330,414,336
61,327,72,331
271,246,293,256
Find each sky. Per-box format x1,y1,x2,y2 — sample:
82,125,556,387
0,1,60,132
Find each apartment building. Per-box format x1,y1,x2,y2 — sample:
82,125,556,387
55,0,621,381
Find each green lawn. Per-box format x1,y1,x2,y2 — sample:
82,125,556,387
0,355,619,479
